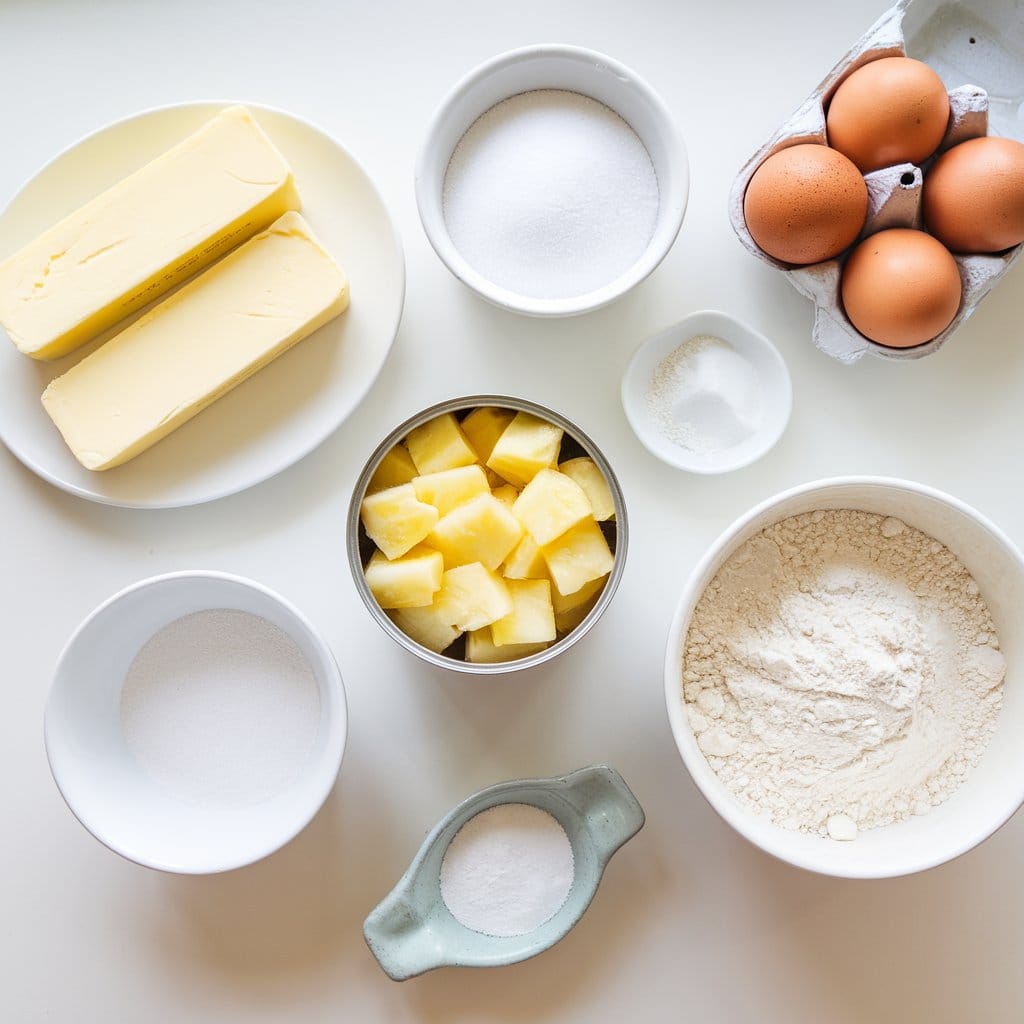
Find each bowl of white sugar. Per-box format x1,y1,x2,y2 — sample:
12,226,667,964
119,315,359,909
415,44,688,316
45,571,347,873
664,477,1024,878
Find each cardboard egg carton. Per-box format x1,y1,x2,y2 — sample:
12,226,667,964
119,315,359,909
728,0,1024,363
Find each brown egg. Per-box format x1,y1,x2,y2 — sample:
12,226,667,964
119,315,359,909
826,57,950,173
841,229,961,348
743,144,868,265
923,136,1024,253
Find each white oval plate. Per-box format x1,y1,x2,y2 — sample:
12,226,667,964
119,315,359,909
0,102,405,508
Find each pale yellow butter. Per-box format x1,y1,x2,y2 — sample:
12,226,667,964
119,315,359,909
41,212,348,470
0,105,300,360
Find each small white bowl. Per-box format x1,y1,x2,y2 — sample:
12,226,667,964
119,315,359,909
621,310,792,474
415,44,688,317
45,571,347,874
664,477,1024,878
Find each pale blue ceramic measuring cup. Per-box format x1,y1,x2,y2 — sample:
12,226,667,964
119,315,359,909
364,765,644,980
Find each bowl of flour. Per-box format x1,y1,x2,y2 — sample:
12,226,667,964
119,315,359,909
415,44,688,316
664,477,1024,878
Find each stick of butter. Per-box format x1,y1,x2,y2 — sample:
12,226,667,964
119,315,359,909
41,211,348,471
0,105,300,360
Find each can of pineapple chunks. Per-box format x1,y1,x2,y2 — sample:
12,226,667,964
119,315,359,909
347,394,628,675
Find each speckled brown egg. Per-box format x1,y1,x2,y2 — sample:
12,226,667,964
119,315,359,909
743,144,868,265
826,57,950,173
923,136,1024,253
841,228,962,348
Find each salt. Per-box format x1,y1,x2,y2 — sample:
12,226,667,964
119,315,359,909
647,334,763,455
442,89,660,299
120,609,320,807
439,803,574,937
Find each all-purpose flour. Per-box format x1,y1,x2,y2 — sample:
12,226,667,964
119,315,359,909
682,510,1005,838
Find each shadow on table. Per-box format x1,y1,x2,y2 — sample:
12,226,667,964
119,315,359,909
390,839,666,1022
144,779,392,998
140,758,669,1019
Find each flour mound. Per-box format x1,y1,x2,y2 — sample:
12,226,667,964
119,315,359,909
682,509,1005,837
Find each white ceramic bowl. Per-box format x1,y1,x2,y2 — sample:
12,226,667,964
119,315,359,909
622,310,792,474
415,44,688,317
664,477,1024,878
45,571,347,874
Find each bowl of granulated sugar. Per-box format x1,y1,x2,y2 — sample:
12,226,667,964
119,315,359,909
415,44,688,317
45,570,347,873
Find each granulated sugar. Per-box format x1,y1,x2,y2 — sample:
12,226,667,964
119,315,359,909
439,803,574,937
120,609,320,807
682,510,1005,839
442,89,659,299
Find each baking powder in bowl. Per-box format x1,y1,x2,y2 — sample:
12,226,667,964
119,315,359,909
120,609,320,806
442,89,659,299
440,803,574,936
682,510,1005,839
647,334,763,456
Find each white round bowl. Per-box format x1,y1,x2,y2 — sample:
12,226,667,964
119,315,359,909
664,477,1024,878
415,44,688,317
622,310,792,474
45,571,347,874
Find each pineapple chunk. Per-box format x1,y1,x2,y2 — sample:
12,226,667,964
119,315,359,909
406,413,477,475
542,518,615,597
559,457,615,522
435,563,513,632
466,628,548,664
412,464,489,517
388,607,462,654
427,493,524,570
367,445,418,494
551,573,607,614
361,483,439,561
491,483,519,507
364,546,443,609
492,578,556,646
503,534,548,580
512,468,592,546
487,411,563,488
555,590,601,635
461,406,515,463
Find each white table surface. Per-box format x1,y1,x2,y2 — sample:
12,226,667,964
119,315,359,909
3,0,1023,1020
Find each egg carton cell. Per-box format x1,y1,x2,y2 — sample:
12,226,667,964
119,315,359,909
728,0,1024,363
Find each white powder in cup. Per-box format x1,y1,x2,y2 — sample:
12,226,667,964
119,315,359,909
442,89,660,300
439,802,574,937
647,334,763,456
120,609,321,807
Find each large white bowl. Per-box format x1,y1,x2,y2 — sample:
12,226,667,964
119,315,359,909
415,44,688,317
664,477,1024,878
45,571,348,874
